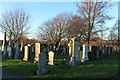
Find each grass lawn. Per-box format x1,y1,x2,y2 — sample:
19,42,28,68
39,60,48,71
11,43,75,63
1,53,120,78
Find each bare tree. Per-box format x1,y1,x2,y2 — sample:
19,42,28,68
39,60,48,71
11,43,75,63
76,0,113,45
108,21,118,42
0,8,31,41
68,15,91,41
37,13,71,46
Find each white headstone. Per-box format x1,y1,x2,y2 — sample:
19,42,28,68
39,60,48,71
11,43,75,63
48,51,54,65
23,46,28,61
81,44,89,62
34,43,41,62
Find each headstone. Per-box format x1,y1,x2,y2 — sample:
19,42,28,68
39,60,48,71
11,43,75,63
28,44,32,60
8,47,12,58
108,46,110,55
99,43,103,58
14,42,20,59
48,51,54,65
37,49,48,75
88,45,97,61
2,45,4,52
81,44,89,62
96,46,100,59
67,37,80,66
20,41,24,51
31,43,35,53
92,46,97,60
8,41,14,59
23,46,28,61
19,41,24,59
102,46,105,55
34,43,41,62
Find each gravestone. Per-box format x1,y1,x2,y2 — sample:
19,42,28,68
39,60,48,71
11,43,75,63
99,44,103,58
110,47,113,54
48,51,54,65
96,46,100,59
2,45,4,52
19,41,24,59
28,44,32,60
8,47,12,59
8,41,14,59
20,41,24,51
37,49,48,75
14,42,20,59
88,45,97,61
81,44,89,62
108,45,111,55
92,46,97,60
102,45,105,56
67,37,80,66
34,43,41,62
31,43,35,53
23,46,28,61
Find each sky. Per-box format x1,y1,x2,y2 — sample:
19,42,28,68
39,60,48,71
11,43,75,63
0,1,118,40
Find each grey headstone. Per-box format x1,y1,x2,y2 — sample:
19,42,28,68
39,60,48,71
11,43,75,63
14,42,20,59
37,50,48,75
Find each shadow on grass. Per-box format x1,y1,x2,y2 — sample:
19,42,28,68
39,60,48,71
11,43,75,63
2,54,119,78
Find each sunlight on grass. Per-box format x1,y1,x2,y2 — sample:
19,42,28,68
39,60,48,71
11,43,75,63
2,54,119,78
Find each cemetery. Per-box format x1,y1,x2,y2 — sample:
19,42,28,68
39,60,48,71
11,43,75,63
0,33,119,79
0,1,120,79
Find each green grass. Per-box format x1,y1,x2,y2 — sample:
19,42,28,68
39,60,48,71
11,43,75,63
2,53,119,78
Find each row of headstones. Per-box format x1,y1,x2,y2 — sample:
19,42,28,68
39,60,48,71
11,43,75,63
67,37,119,66
0,38,119,65
0,40,59,64
36,37,119,75
0,41,21,59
